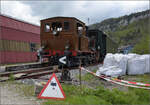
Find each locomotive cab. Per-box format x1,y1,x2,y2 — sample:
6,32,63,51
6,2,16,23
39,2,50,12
40,17,88,52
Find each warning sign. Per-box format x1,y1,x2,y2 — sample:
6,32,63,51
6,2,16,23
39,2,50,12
38,73,66,100
59,56,66,64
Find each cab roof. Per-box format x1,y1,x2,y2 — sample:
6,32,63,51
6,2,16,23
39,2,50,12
41,16,85,25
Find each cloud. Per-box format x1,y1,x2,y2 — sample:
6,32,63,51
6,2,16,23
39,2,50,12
1,1,149,25
1,1,41,25
116,1,149,15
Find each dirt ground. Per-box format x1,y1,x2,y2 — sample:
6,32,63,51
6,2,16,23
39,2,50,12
0,82,42,105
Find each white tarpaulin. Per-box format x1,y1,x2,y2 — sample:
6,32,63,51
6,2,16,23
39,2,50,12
145,55,150,73
102,53,129,76
127,55,150,75
96,53,150,77
96,66,122,77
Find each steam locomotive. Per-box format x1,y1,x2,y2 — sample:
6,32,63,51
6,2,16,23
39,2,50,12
40,17,118,67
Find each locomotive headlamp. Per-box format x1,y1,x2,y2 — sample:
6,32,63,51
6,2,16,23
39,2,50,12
65,41,70,50
52,30,58,35
65,45,69,50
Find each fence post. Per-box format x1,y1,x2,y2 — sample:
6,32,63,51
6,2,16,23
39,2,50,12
79,59,81,87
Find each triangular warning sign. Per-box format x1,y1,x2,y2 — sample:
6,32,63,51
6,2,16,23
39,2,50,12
38,73,66,100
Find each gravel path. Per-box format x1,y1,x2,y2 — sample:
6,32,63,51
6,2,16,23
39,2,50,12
0,83,42,105
0,64,102,105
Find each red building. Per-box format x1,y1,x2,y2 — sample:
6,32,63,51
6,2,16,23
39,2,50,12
0,14,40,64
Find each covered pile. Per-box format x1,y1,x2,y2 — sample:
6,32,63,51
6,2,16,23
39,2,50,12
96,53,150,77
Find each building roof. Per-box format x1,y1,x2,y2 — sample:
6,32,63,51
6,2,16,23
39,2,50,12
0,13,39,27
118,45,133,50
0,13,40,34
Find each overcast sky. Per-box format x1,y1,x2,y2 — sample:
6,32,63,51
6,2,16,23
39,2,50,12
1,1,149,26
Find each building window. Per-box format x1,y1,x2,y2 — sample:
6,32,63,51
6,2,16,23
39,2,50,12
30,43,36,52
64,22,69,30
45,24,50,32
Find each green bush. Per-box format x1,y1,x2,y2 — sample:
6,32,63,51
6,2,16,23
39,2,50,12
9,74,15,81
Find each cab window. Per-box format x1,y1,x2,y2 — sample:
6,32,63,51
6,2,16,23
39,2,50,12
52,22,62,31
45,24,50,32
64,22,69,30
77,23,83,35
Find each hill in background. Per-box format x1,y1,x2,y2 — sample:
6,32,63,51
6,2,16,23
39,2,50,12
89,10,150,54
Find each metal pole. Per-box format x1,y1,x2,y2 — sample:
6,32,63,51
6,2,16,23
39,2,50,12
88,18,90,25
61,65,63,81
79,59,81,86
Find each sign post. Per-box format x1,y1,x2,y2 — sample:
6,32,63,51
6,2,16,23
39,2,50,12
79,59,82,87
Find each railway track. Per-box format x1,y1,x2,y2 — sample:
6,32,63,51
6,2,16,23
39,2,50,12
5,62,49,71
0,66,53,77
0,66,57,82
0,62,100,82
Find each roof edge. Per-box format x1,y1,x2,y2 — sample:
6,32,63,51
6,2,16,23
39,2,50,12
41,16,85,25
0,13,40,27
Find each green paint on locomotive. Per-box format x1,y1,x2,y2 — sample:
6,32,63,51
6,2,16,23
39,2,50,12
87,29,118,62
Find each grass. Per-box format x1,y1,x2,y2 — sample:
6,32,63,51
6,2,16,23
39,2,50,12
82,72,95,81
43,84,150,105
76,69,97,81
43,85,111,105
43,71,150,105
123,74,150,84
79,69,97,81
8,74,15,81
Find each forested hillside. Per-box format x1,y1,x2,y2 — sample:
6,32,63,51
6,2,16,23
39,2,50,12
89,10,150,54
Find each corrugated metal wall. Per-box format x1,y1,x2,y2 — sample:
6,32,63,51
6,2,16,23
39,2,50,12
0,52,37,64
1,27,40,43
0,14,40,64
0,39,40,64
0,40,40,52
